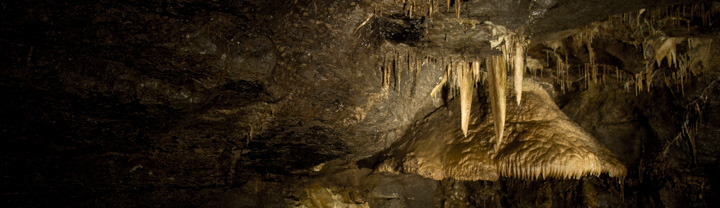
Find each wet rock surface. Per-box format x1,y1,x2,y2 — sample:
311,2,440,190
2,0,719,207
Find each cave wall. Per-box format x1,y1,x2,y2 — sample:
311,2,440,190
558,40,720,206
1,0,719,207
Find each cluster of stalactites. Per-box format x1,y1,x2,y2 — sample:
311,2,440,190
378,48,489,99
638,37,711,95
380,49,431,97
429,23,527,146
496,156,606,181
375,0,485,21
435,51,524,148
538,3,716,95
432,58,485,138
377,1,532,146
486,22,528,149
373,0,448,20
376,79,629,182
487,21,527,105
423,54,513,146
400,0,437,19
543,36,711,95
614,3,717,95
428,49,524,145
613,3,718,32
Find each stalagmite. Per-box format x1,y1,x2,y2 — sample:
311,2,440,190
513,42,525,105
487,56,507,150
459,61,474,137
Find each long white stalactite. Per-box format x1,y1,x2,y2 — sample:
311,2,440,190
487,56,507,150
514,42,525,105
460,61,474,137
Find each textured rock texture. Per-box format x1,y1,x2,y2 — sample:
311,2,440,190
1,0,719,207
376,80,625,181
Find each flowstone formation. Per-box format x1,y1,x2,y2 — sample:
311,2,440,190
376,79,626,181
368,0,717,182
368,0,627,181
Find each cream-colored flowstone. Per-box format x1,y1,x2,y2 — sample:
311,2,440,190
377,80,627,181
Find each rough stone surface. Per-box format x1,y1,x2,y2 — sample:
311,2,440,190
2,0,719,207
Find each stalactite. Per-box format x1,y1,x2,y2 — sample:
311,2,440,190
550,52,567,93
428,0,433,20
407,51,412,76
658,38,680,68
431,66,448,99
564,53,569,92
397,51,403,92
472,60,481,84
449,58,455,96
456,0,461,18
459,61,474,137
513,42,525,105
573,24,598,86
409,0,414,18
487,56,507,151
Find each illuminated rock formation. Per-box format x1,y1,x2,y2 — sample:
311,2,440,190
377,79,627,181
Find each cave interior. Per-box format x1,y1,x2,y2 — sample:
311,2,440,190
2,0,720,207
